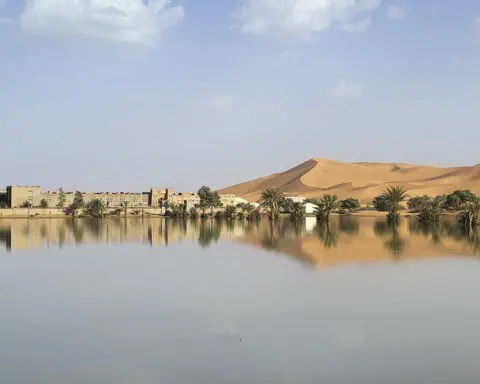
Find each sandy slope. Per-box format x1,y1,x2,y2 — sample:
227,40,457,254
219,158,480,203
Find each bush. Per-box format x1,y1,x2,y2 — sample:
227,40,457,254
340,198,361,213
84,199,106,218
372,195,392,212
189,208,199,219
407,195,430,212
0,201,8,209
40,199,49,208
445,190,477,211
391,165,402,172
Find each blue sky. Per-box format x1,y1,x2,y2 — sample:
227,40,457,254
1,0,479,192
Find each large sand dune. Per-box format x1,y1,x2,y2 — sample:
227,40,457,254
219,158,480,203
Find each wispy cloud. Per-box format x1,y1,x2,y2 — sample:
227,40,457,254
331,79,364,100
232,0,381,38
386,5,407,20
19,0,185,46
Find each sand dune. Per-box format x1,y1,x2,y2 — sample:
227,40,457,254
219,158,480,203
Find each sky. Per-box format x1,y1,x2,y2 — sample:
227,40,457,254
1,0,479,193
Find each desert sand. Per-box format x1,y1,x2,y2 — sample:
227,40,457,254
219,158,480,203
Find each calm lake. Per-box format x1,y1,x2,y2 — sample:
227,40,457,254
1,217,480,384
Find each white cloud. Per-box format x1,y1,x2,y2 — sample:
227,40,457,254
232,0,381,37
20,0,185,46
331,79,364,100
386,5,406,19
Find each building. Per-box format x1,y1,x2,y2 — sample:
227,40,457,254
2,185,239,210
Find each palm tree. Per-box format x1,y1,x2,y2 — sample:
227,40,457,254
419,196,446,225
314,194,340,224
260,188,284,220
459,197,480,230
224,205,237,220
380,185,409,224
289,201,305,221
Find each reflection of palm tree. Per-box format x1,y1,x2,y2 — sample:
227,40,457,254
58,227,66,248
198,220,221,248
40,224,48,240
385,228,406,258
467,229,480,255
261,221,281,251
374,220,391,237
65,219,84,244
315,222,339,249
374,220,406,258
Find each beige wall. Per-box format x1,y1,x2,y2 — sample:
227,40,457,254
40,192,149,208
5,186,237,210
7,186,41,208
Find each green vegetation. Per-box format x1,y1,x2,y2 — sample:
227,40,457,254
372,195,392,212
236,202,255,219
21,201,32,208
314,194,340,224
166,203,186,218
458,196,480,230
407,195,430,213
198,186,223,216
289,202,305,221
260,188,284,220
68,191,85,217
40,199,49,208
84,199,106,218
418,196,446,225
223,205,237,220
340,198,360,213
379,185,409,224
57,188,66,208
189,207,199,219
445,190,477,211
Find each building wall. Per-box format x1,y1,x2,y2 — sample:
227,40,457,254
219,194,237,207
7,186,42,207
39,191,149,208
4,185,238,210
149,188,167,207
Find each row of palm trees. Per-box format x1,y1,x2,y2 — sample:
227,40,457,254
259,186,480,230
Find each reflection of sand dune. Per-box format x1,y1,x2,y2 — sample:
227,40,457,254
1,218,478,271
219,158,480,203
235,219,478,269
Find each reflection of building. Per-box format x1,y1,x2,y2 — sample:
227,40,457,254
3,185,238,210
0,218,245,251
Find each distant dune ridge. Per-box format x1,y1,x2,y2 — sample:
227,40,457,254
219,158,480,203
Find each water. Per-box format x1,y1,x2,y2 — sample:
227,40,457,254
1,217,480,384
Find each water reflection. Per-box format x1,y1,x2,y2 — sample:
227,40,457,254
0,217,478,267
